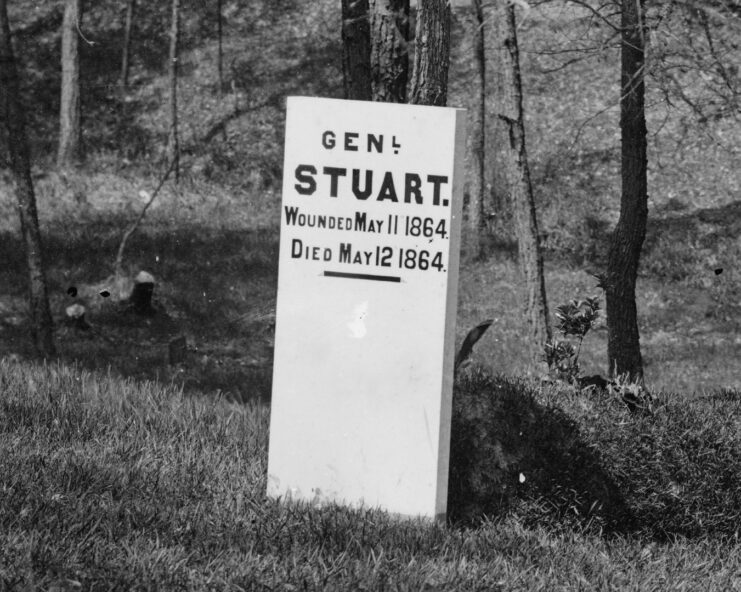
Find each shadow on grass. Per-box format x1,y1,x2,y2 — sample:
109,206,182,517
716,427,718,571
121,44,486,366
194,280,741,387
448,369,634,534
449,369,741,542
0,222,279,402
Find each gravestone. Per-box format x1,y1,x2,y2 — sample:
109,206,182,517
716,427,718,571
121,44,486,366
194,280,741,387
267,96,466,520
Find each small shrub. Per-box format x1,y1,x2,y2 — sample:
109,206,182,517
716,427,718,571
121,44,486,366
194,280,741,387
544,296,600,384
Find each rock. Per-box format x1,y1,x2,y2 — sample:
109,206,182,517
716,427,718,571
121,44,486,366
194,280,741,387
135,270,155,285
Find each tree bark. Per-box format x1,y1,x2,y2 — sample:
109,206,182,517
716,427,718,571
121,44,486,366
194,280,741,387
409,0,450,106
0,0,56,357
467,0,486,258
168,0,180,182
120,0,135,90
217,0,223,96
57,0,82,168
342,0,372,100
369,0,409,103
486,1,551,367
606,0,648,381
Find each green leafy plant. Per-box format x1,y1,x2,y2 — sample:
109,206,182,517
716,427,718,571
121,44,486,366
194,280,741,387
544,297,600,384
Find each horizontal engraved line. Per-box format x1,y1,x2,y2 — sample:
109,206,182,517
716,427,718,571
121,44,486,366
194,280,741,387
323,271,401,283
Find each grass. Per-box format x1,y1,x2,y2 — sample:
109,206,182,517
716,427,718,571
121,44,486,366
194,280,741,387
451,368,741,540
1,359,740,590
456,258,741,394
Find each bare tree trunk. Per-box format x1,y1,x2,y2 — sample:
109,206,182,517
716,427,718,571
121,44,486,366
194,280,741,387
409,0,450,106
120,0,135,90
467,0,486,258
217,0,223,96
342,0,372,100
58,0,82,168
606,0,648,381
487,1,551,367
168,0,180,182
369,0,409,103
0,0,56,357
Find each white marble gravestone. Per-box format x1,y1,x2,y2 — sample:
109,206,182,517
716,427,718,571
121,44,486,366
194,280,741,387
267,96,466,520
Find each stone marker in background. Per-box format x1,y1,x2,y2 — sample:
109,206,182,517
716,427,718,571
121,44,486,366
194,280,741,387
129,270,155,314
64,303,89,330
268,97,466,520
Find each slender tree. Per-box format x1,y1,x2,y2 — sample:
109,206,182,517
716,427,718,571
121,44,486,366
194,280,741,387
369,0,409,102
120,0,135,90
0,0,56,357
217,0,223,96
485,0,551,366
467,0,486,258
605,0,648,381
342,0,372,100
409,0,450,106
168,0,180,182
58,0,82,167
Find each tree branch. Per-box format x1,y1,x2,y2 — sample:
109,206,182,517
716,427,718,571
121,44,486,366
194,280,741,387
114,157,178,277
563,0,621,32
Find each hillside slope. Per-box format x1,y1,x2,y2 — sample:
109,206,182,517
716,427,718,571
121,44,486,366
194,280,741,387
1,0,739,392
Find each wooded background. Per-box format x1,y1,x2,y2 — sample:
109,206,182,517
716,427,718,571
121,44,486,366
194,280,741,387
1,0,740,395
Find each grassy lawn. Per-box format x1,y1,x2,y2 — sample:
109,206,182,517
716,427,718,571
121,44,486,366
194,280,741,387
1,360,739,590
